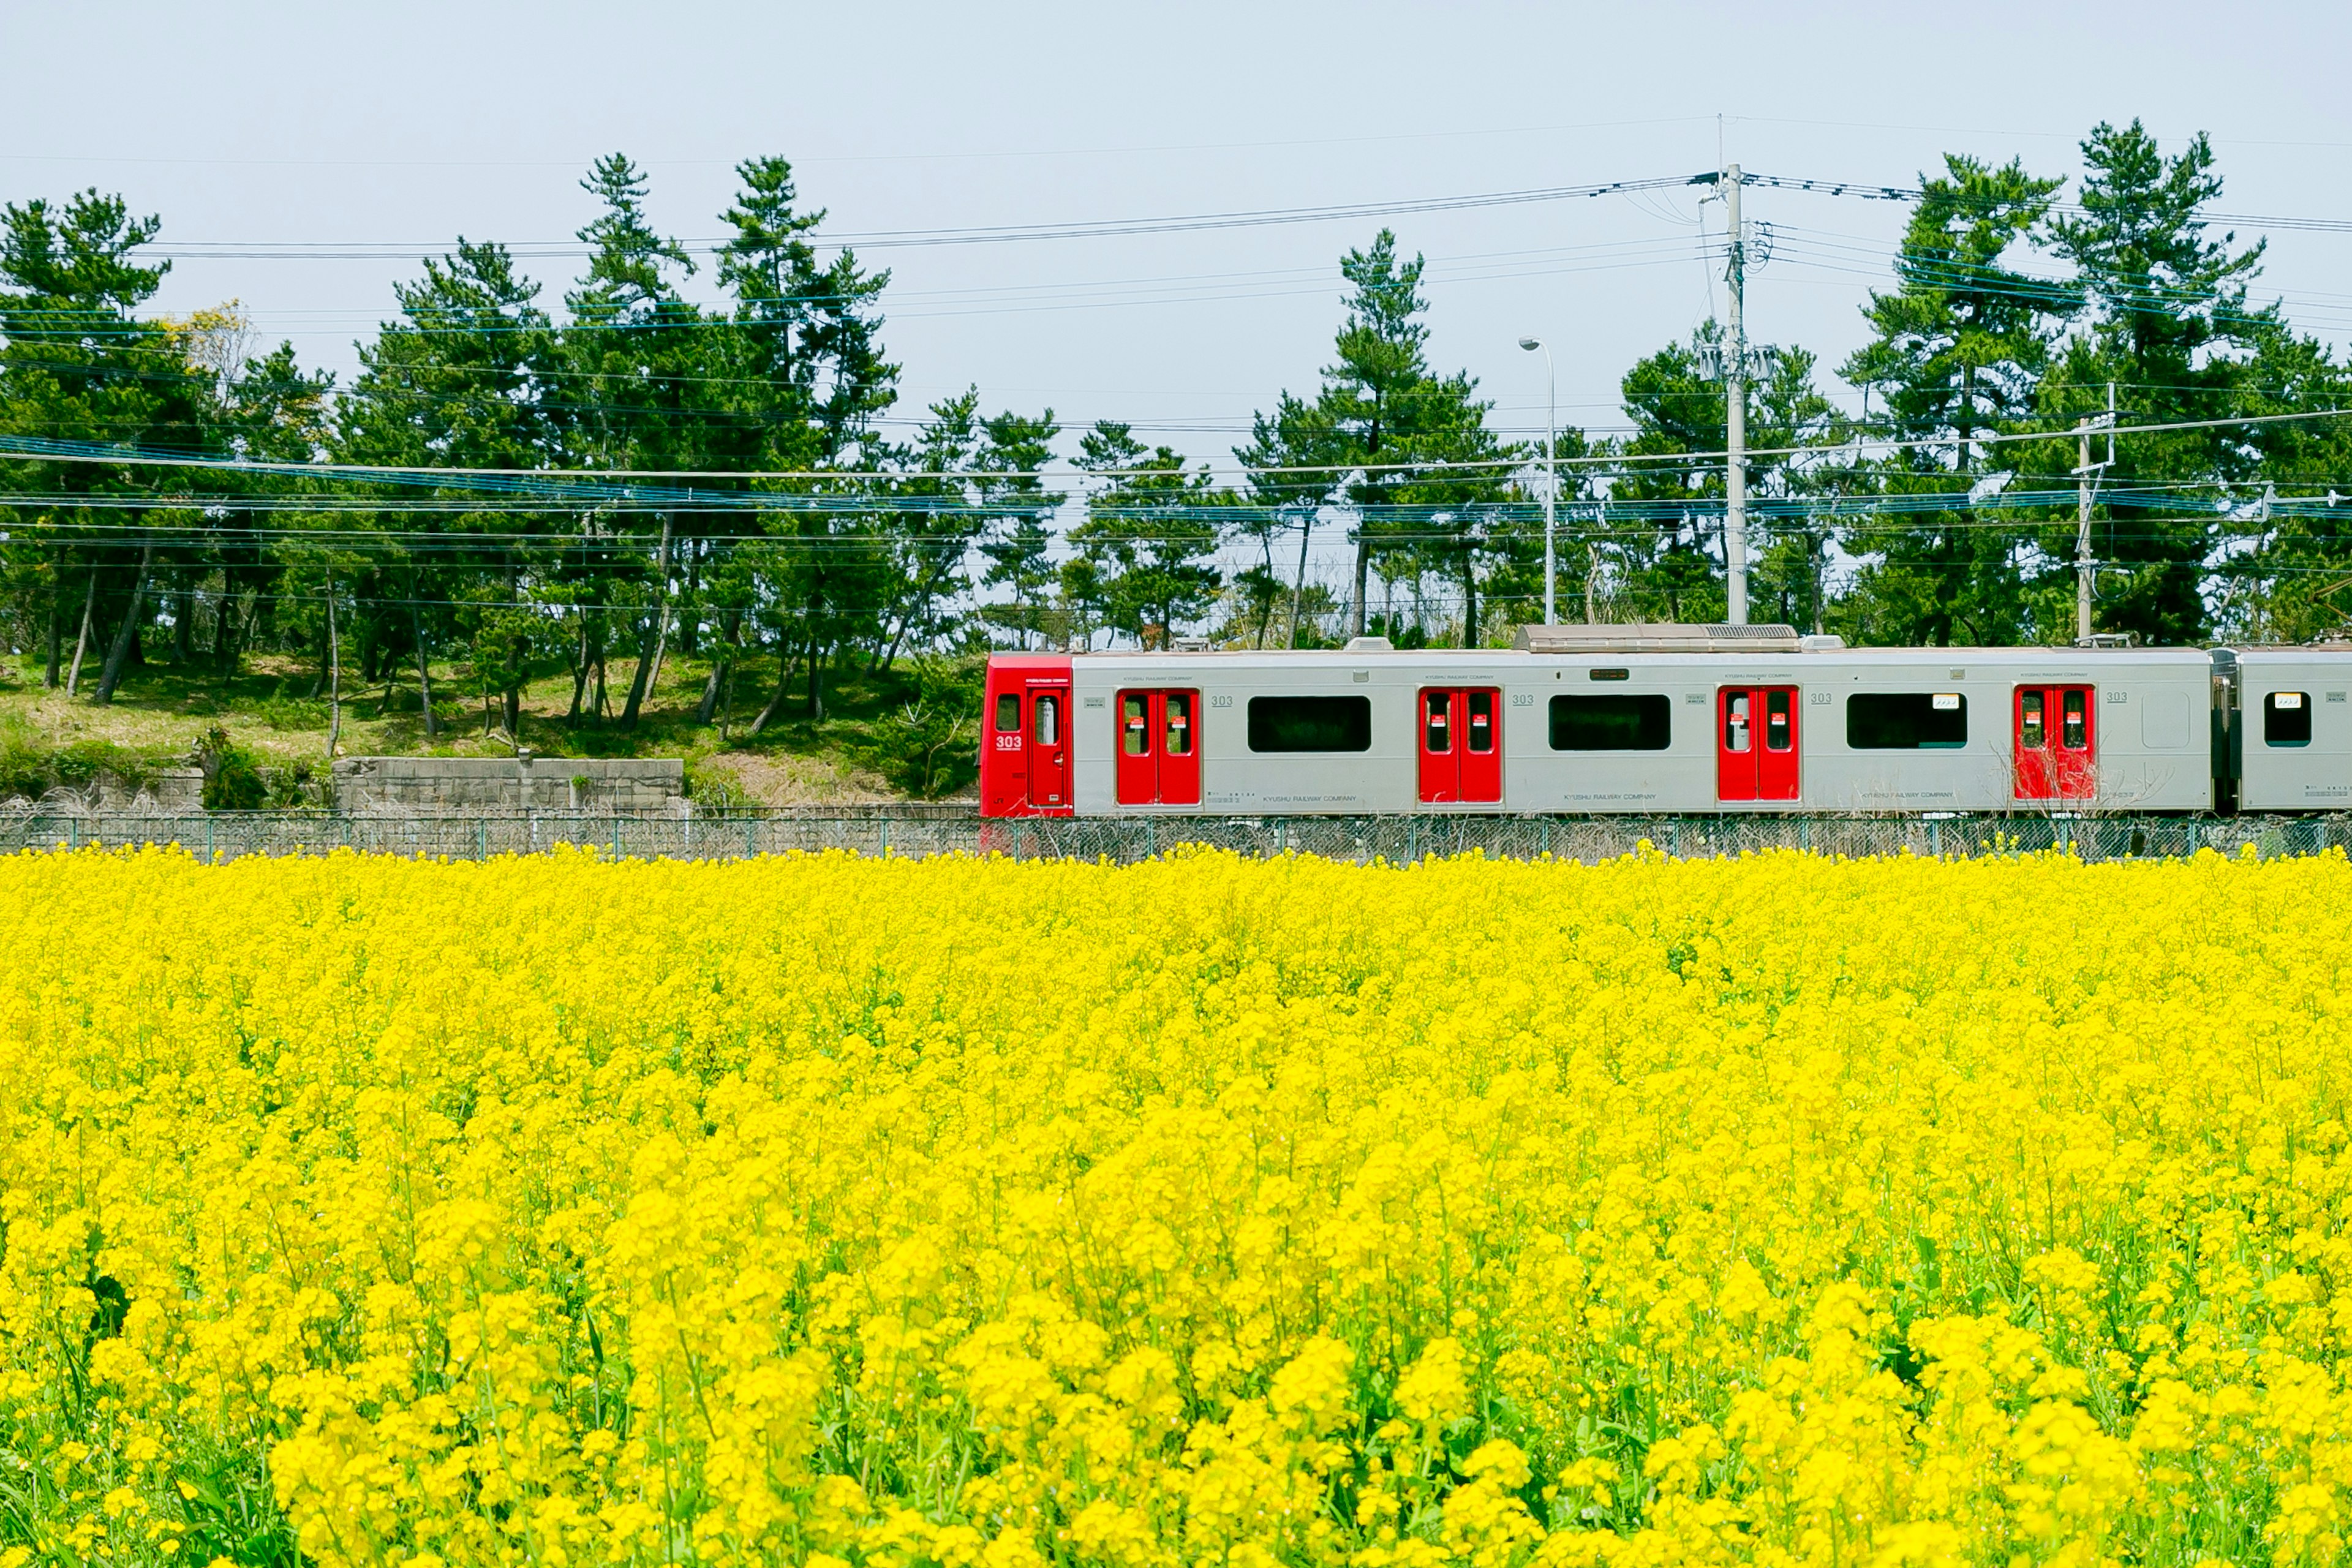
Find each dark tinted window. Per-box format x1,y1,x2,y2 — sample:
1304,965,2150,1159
995,693,1021,733
2266,691,2313,747
1247,695,1371,752
1846,692,1967,749
1549,693,1671,750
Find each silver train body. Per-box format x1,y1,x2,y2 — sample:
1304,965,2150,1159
978,624,2352,818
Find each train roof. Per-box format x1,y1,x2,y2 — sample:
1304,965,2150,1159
1029,625,2217,663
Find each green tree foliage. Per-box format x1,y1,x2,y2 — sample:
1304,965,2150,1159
338,241,554,729
2035,121,2274,645
1240,230,1520,644
1837,156,2068,645
974,410,1064,650
10,119,2352,775
1610,323,1834,624
0,190,211,698
1070,422,1227,648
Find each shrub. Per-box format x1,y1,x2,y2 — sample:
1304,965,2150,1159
866,655,983,799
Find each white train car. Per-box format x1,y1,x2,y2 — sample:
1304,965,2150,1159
2232,647,2352,810
978,624,2223,818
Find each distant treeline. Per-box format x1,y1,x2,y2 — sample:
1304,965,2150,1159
4,121,2351,733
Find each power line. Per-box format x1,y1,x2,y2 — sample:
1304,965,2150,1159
4,404,2347,488
124,173,1714,263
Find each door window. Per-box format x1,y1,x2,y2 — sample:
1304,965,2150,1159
1033,694,1060,745
1121,694,1149,755
1765,689,1792,751
2021,691,2045,749
1467,690,1494,753
2266,691,2313,747
1425,690,1452,753
1725,693,1752,753
1164,692,1193,755
2060,689,2087,750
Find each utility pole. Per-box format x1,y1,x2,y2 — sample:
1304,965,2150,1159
1717,165,1750,625
2074,382,2116,643
1519,336,1557,623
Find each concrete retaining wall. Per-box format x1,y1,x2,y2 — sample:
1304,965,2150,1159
331,755,685,815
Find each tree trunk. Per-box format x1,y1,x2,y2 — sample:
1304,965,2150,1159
1287,513,1314,649
806,636,826,722
747,638,800,737
1348,532,1369,639
620,514,674,729
646,608,672,697
215,568,238,672
326,584,342,760
876,548,967,674
94,543,155,704
64,571,97,696
677,543,702,657
43,568,62,688
1462,560,1479,649
568,618,592,723
695,609,742,725
412,605,438,739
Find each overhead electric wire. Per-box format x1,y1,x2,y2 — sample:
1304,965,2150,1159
4,402,2348,489
127,173,1714,263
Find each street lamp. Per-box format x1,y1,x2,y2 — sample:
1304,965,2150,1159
1518,337,1557,624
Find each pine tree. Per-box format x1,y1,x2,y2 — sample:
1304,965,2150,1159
1071,422,1227,648
2035,121,2274,644
1837,155,2067,644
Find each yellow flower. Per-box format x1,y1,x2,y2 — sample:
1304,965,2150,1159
0,843,2347,1563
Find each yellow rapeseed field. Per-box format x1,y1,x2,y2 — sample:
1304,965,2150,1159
2,844,2350,1568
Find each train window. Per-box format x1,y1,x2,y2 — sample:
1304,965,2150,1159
1165,693,1193,755
1466,690,1494,753
1550,694,1671,750
1725,692,1752,753
1425,690,1452,753
1033,694,1060,745
1247,695,1372,752
1765,690,1793,752
2266,691,2313,747
1121,695,1149,755
1846,693,1968,750
2060,689,2087,750
2021,691,2046,749
995,693,1022,733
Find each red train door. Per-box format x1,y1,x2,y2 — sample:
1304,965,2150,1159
979,655,1075,818
2014,685,2096,801
1115,688,1200,805
1418,687,1501,804
1717,685,1800,802
1027,685,1069,810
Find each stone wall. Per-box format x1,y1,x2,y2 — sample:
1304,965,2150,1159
25,769,208,813
331,755,686,815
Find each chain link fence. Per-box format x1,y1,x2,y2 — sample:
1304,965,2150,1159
2,809,2347,864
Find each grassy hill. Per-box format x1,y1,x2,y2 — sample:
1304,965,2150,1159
0,644,973,809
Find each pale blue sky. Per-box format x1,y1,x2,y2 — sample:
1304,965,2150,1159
4,0,2345,481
